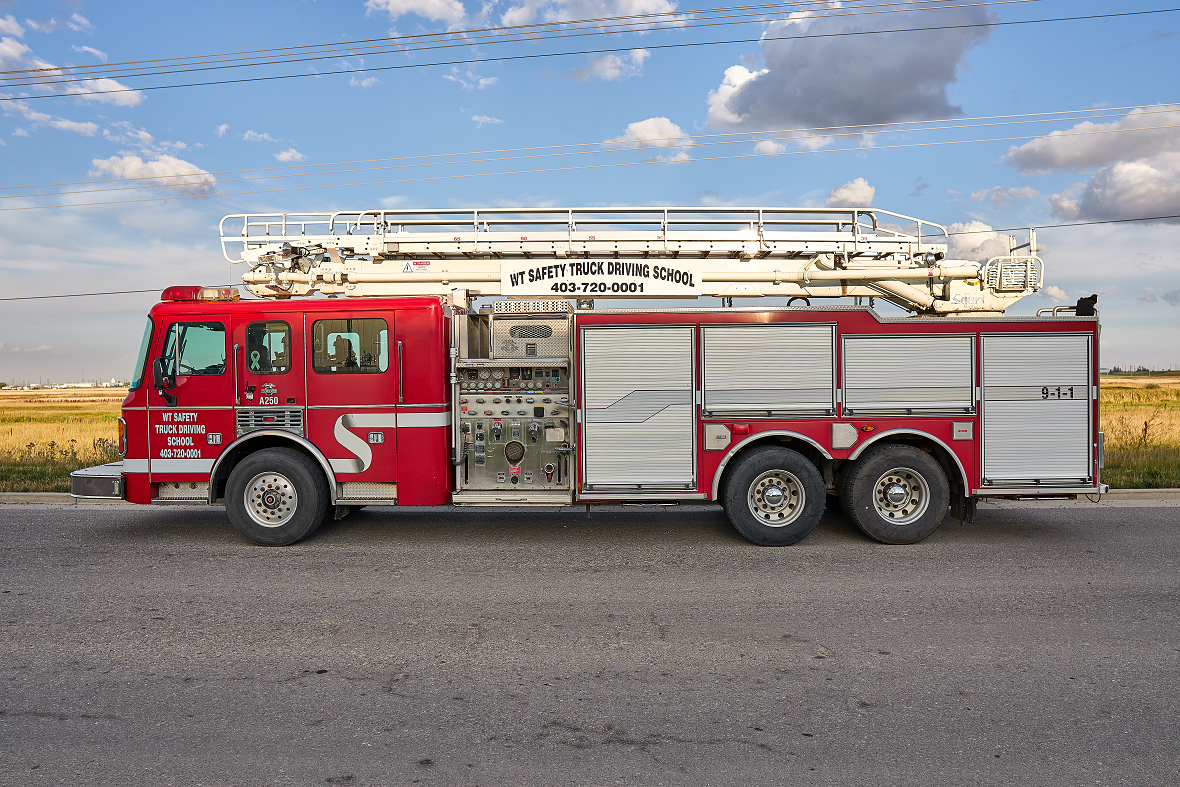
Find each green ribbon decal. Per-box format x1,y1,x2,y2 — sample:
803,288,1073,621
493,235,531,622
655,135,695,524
250,350,261,371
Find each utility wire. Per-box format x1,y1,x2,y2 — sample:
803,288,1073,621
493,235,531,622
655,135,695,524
5,101,1168,193
6,107,1180,201
0,0,1035,84
3,6,1175,103
5,121,1180,212
2,215,1176,302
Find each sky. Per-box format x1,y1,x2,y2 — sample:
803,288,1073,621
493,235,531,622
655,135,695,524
1,0,1178,384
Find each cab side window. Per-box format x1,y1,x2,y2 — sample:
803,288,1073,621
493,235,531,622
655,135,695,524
312,318,388,374
246,321,291,374
163,322,226,376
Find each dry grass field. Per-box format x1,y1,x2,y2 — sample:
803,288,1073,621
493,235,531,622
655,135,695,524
0,376,1176,492
0,388,124,492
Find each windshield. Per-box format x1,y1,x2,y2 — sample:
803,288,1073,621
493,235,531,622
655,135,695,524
129,318,154,390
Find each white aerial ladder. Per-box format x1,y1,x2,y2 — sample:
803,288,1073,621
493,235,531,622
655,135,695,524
220,207,1042,314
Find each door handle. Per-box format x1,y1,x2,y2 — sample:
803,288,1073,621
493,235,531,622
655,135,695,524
233,343,240,405
398,340,404,403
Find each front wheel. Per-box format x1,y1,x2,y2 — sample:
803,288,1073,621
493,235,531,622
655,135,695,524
843,445,949,544
722,447,825,546
225,448,330,546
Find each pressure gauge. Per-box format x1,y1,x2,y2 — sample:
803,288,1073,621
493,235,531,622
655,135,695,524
478,369,491,380
491,368,505,379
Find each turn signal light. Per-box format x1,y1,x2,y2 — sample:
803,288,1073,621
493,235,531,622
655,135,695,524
161,286,240,302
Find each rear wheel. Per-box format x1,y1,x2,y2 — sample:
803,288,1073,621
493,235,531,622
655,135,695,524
226,448,329,546
843,445,949,544
723,447,825,546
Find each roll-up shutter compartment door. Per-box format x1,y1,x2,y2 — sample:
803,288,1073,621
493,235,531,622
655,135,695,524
702,324,835,416
581,326,695,489
982,333,1092,483
843,335,975,414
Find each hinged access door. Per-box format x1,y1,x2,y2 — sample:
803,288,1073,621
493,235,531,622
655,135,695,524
580,325,695,490
981,333,1092,485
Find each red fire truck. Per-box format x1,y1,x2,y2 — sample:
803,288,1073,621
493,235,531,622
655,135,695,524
72,207,1105,546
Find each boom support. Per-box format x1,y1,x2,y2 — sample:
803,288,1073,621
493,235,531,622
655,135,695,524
221,207,1042,314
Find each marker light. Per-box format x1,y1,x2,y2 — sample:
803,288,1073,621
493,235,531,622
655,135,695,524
161,286,241,302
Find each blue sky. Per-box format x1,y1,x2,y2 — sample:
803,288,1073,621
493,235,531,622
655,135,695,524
1,0,1178,383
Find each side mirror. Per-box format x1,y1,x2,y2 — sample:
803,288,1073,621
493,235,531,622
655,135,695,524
152,357,174,390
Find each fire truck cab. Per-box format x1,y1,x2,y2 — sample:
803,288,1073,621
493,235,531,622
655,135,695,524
72,207,1105,546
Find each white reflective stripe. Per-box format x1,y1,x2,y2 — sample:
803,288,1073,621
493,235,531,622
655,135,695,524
122,458,149,473
149,458,215,473
330,413,400,473
398,411,451,428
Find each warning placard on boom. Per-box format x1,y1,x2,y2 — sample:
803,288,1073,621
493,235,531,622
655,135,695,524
501,259,702,297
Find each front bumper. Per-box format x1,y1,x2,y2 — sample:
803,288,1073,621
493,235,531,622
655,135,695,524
70,462,125,499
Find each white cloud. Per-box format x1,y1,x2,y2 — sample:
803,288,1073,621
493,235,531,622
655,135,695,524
1047,153,1180,224
12,128,30,137
215,124,229,137
24,18,57,34
0,35,30,65
67,14,93,32
706,7,994,136
1006,105,1180,173
242,130,278,142
380,195,413,209
62,77,143,106
605,116,693,162
366,0,467,26
945,221,1011,262
88,154,217,194
102,121,154,146
71,45,107,62
825,178,874,207
275,148,307,162
569,49,650,81
5,99,98,136
500,0,678,28
752,139,786,155
443,66,497,91
0,15,23,36
472,115,504,128
970,185,1039,208
1040,285,1069,303
349,75,382,88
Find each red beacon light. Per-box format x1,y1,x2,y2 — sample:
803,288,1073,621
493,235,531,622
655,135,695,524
161,286,241,302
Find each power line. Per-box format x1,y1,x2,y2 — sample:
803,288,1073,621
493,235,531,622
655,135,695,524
6,107,1180,202
0,0,1034,85
5,100,1169,193
4,6,1176,103
2,215,1175,302
6,120,1180,212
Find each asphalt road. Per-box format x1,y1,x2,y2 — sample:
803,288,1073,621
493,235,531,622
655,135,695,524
2,501,1179,787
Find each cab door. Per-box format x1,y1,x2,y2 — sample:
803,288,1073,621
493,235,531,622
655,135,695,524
147,318,234,486
305,313,399,491
232,315,304,436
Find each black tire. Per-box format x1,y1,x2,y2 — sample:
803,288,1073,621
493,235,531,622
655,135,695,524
225,448,330,546
843,444,949,544
722,447,825,546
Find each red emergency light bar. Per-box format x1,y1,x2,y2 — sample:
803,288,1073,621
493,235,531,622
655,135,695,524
161,286,240,302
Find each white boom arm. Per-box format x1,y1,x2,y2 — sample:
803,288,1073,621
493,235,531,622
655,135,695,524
220,207,1042,314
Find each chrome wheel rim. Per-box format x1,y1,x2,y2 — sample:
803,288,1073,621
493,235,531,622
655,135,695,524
245,472,298,528
872,467,930,525
747,469,805,527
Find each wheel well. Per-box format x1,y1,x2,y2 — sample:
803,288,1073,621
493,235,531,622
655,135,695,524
844,435,967,498
716,435,828,502
211,435,333,503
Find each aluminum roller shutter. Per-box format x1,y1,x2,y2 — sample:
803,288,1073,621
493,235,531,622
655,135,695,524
702,324,834,415
581,326,695,489
843,335,975,414
982,333,1092,483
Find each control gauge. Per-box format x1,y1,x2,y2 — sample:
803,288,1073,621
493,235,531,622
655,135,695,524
478,369,492,380
491,368,505,379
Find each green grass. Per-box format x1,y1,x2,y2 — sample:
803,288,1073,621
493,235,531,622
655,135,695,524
0,443,121,493
1101,445,1180,490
